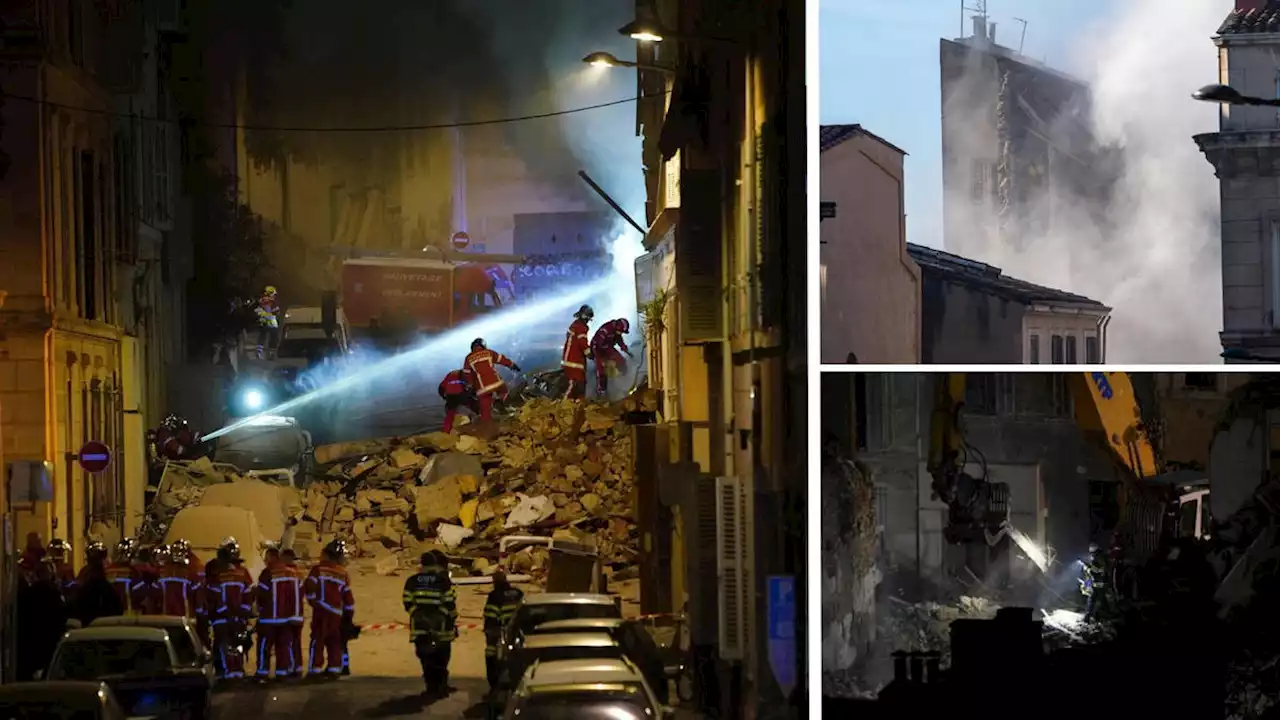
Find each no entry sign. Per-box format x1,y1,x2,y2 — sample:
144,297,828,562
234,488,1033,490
78,441,111,474
451,231,470,250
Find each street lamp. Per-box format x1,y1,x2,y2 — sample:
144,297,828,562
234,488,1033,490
1193,83,1280,107
619,7,668,43
582,51,675,75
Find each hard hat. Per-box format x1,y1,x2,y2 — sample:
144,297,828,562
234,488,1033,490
86,540,106,558
154,544,170,560
115,538,136,559
325,538,348,560
471,338,486,351
170,538,190,556
576,304,595,321
47,538,69,556
618,318,630,334
1088,542,1100,554
219,537,241,561
264,285,278,296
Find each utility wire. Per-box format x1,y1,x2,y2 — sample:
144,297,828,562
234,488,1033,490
0,88,671,133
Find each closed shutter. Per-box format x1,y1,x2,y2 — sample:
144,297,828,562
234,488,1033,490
716,476,749,660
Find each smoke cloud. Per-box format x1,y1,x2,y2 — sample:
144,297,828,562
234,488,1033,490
944,0,1228,362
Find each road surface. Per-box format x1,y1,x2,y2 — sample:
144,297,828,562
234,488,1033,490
211,676,490,719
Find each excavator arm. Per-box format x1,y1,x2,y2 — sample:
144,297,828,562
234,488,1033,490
926,373,1011,545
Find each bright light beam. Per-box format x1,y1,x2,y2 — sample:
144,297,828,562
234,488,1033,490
1006,525,1051,574
202,276,615,442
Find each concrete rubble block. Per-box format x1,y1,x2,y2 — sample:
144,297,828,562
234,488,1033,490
476,500,497,523
501,444,534,469
505,494,554,529
414,479,465,526
362,489,397,505
352,519,373,543
335,506,356,523
355,494,373,514
304,492,328,522
580,492,603,514
459,499,480,529
436,523,475,550
455,435,489,455
390,447,426,469
375,553,401,576
419,452,485,487
349,456,382,478
581,406,617,432
314,438,395,466
378,498,412,516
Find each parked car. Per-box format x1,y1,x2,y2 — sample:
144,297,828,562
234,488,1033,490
525,618,671,703
492,631,627,712
42,625,212,720
0,681,127,720
503,657,672,720
90,615,213,683
501,593,621,662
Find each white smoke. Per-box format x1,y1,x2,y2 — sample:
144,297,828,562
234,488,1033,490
945,0,1228,362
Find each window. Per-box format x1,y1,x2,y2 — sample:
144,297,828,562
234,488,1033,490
1050,335,1065,364
1184,373,1217,391
79,151,97,321
965,373,999,415
1029,334,1040,364
1086,336,1100,364
1065,335,1078,364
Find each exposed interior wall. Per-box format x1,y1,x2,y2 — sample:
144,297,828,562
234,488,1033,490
920,279,1026,363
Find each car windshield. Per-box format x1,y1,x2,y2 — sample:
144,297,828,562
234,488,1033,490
277,336,341,361
213,427,302,470
516,603,620,636
518,690,652,720
507,646,625,687
164,628,200,667
50,640,171,681
0,700,101,720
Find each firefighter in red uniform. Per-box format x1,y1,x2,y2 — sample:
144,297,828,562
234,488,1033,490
152,415,198,462
591,318,633,397
130,546,164,615
438,368,480,434
254,547,281,679
305,539,356,676
561,305,594,399
281,548,306,678
157,540,203,619
463,339,520,424
208,537,255,679
47,539,77,600
105,539,143,614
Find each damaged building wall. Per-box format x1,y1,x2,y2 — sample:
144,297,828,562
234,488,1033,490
854,373,1113,589
820,374,884,675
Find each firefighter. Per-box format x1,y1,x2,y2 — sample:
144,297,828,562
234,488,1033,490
17,532,45,585
1079,542,1114,621
463,339,521,424
131,546,164,615
402,550,458,697
483,569,524,689
561,305,593,399
591,317,633,397
208,537,255,680
47,538,77,600
280,548,306,678
305,539,355,677
105,539,142,614
153,415,199,462
157,540,203,620
255,547,297,679
438,367,480,434
255,285,281,360
70,541,121,625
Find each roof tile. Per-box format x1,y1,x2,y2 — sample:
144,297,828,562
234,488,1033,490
1218,3,1280,35
907,243,1108,309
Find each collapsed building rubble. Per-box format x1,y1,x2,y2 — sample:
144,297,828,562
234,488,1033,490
289,393,657,582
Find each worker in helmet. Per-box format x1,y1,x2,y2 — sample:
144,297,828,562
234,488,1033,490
483,569,523,690
305,539,355,676
130,546,164,615
70,541,120,626
46,538,76,600
403,550,457,697
104,539,142,614
561,305,594,399
438,367,480,434
280,548,307,678
153,415,198,462
157,539,203,620
1079,541,1114,621
463,338,521,425
590,317,634,398
207,537,255,679
255,285,281,360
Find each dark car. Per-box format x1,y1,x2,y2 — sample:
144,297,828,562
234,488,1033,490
0,681,127,720
525,618,672,703
491,632,627,714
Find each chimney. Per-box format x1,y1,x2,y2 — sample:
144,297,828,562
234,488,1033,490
1237,0,1267,11
989,21,998,44
972,14,987,40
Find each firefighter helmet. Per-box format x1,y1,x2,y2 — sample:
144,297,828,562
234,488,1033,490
471,338,486,351
324,538,348,561
575,305,595,321
47,538,69,559
85,540,107,561
264,285,278,296
153,544,170,562
169,539,191,564
115,538,136,561
617,318,630,334
219,537,241,562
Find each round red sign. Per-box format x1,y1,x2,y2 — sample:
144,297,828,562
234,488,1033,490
451,231,470,250
78,441,111,474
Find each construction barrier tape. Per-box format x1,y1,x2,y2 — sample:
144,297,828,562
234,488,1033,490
359,622,483,632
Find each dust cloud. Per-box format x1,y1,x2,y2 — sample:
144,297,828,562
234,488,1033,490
945,0,1228,362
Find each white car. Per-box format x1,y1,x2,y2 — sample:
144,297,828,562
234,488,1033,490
44,626,212,719
504,593,621,654
504,657,672,720
89,615,214,685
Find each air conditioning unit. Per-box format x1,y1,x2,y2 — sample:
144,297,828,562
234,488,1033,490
715,475,751,661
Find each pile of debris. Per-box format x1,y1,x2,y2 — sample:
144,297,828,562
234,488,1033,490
297,392,658,580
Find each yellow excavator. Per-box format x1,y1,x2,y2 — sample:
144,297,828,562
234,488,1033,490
926,372,1211,585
